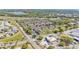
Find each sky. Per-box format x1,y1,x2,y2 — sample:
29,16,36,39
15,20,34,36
0,0,79,9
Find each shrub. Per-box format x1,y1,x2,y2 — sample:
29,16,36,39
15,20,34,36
37,35,43,41
21,43,28,49
47,46,55,49
60,34,74,46
32,35,36,38
59,41,65,47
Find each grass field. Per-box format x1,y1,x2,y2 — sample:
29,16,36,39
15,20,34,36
0,31,24,43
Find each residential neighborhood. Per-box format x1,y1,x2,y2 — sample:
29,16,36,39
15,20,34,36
0,9,79,49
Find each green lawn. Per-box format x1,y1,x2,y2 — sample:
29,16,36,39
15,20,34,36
9,20,17,25
0,32,24,43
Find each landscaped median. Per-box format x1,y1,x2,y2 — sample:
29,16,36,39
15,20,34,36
0,31,24,43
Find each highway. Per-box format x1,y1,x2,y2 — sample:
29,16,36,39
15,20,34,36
16,22,41,49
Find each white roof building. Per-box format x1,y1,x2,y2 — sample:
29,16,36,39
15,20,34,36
40,34,57,47
0,34,4,39
46,34,57,42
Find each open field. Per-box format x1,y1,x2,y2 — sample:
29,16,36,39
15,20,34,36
0,31,24,43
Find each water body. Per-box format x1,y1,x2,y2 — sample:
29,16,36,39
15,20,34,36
7,12,26,15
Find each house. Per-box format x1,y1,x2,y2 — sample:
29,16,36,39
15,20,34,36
0,21,11,32
0,34,4,39
45,34,57,42
40,34,57,47
12,27,18,33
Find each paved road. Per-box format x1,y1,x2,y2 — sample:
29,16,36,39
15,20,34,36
16,23,41,49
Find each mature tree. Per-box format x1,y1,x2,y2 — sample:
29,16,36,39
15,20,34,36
24,26,32,35
21,43,28,49
41,28,52,35
59,41,65,47
37,35,43,41
58,26,65,32
32,34,36,38
53,28,59,33
60,34,74,46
